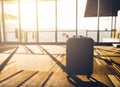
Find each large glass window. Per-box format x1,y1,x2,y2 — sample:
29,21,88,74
0,0,120,44
38,1,55,42
20,0,37,42
3,0,19,42
115,10,120,42
57,0,76,42
84,17,112,42
0,1,2,42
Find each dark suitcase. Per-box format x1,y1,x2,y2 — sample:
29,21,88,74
66,37,94,77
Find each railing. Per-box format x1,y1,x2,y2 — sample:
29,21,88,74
5,30,76,43
86,30,112,42
4,29,119,44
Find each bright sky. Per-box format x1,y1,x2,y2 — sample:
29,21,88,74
20,0,87,30
1,0,120,31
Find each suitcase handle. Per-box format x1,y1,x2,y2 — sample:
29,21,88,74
73,35,87,38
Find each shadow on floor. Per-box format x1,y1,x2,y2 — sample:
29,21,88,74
94,55,120,67
0,47,18,72
40,46,108,87
0,45,18,53
67,75,109,87
96,48,120,55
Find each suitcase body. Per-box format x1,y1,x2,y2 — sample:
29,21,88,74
66,37,94,76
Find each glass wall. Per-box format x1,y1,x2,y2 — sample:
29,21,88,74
57,0,76,42
20,0,37,42
116,10,120,42
3,0,19,42
38,0,55,42
0,0,120,44
0,1,2,43
84,17,111,42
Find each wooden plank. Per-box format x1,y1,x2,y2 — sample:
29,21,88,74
97,46,120,57
26,45,43,54
110,58,120,65
40,52,65,86
21,72,48,87
99,74,114,87
45,72,64,87
108,75,120,87
0,54,10,65
0,71,35,87
17,71,39,87
41,45,66,55
44,68,62,86
16,45,30,54
111,65,120,75
44,56,65,87
0,45,119,87
115,75,120,82
94,58,102,65
0,70,23,84
102,65,115,75
60,72,74,87
92,74,114,87
93,60,106,74
52,72,74,87
40,72,54,87
0,67,21,82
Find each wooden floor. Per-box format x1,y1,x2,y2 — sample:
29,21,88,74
0,45,120,87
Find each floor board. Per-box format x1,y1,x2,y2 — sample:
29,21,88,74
0,45,119,87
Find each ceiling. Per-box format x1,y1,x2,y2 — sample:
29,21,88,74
84,0,120,17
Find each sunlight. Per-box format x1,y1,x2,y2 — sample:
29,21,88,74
20,0,36,31
17,0,88,31
20,1,36,17
38,1,55,29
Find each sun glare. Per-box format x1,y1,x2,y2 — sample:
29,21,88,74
20,1,36,16
20,0,36,30
19,0,87,31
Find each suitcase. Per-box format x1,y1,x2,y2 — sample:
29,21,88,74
66,37,94,77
